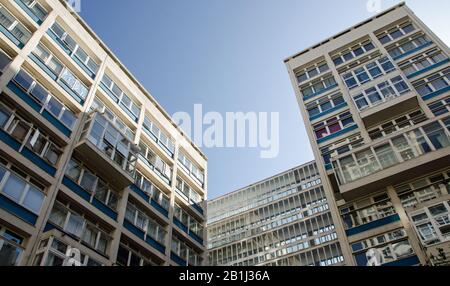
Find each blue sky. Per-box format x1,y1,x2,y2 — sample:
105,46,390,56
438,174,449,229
79,0,450,200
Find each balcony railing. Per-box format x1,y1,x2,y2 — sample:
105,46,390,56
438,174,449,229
14,0,48,25
341,200,397,230
0,4,31,48
332,117,450,187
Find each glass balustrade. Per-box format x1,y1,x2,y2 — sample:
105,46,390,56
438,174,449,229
333,118,450,185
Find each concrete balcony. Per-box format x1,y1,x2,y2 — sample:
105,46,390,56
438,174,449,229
360,90,420,128
332,117,450,200
74,112,138,189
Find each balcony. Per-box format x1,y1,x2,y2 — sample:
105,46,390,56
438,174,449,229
360,90,420,127
332,117,450,200
74,112,138,189
14,0,48,25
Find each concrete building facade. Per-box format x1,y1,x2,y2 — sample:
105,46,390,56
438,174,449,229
208,162,346,266
0,0,207,266
285,3,450,266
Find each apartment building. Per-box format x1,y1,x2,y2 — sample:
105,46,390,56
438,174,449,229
285,3,450,266
0,0,207,266
207,162,346,266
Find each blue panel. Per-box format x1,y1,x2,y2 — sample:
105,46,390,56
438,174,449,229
170,252,187,266
145,236,166,254
150,199,169,218
41,110,72,137
0,25,23,48
0,194,37,225
7,81,41,112
317,124,358,144
7,81,72,137
14,0,43,25
0,130,21,151
123,220,145,240
346,215,401,236
20,148,56,176
130,184,150,202
72,56,96,79
393,42,433,61
174,218,189,234
407,59,450,79
62,176,91,201
303,84,338,101
188,231,204,245
422,86,450,101
56,79,85,105
29,54,58,80
325,163,333,171
99,83,119,104
309,103,348,121
46,30,72,55
192,203,204,215
384,255,420,266
92,198,118,220
44,222,56,232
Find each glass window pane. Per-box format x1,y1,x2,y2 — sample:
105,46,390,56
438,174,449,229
22,186,44,213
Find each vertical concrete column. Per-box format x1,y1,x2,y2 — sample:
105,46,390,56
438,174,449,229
387,186,428,265
164,141,179,265
108,188,130,265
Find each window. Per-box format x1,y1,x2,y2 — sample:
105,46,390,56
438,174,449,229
377,21,416,44
368,110,427,140
171,235,201,266
0,5,31,45
295,61,329,84
48,202,111,254
49,22,99,75
399,48,448,77
340,194,396,230
0,227,24,266
100,75,141,122
125,203,166,245
65,158,120,210
90,97,134,141
175,177,203,210
428,96,450,116
352,75,410,111
0,50,11,73
139,142,172,184
387,33,431,59
0,101,63,167
174,204,204,238
313,111,355,140
306,93,346,118
18,0,48,23
31,44,89,103
300,75,337,99
332,40,376,66
178,151,205,187
84,113,137,175
0,164,45,215
413,68,450,98
142,115,175,157
135,171,170,211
